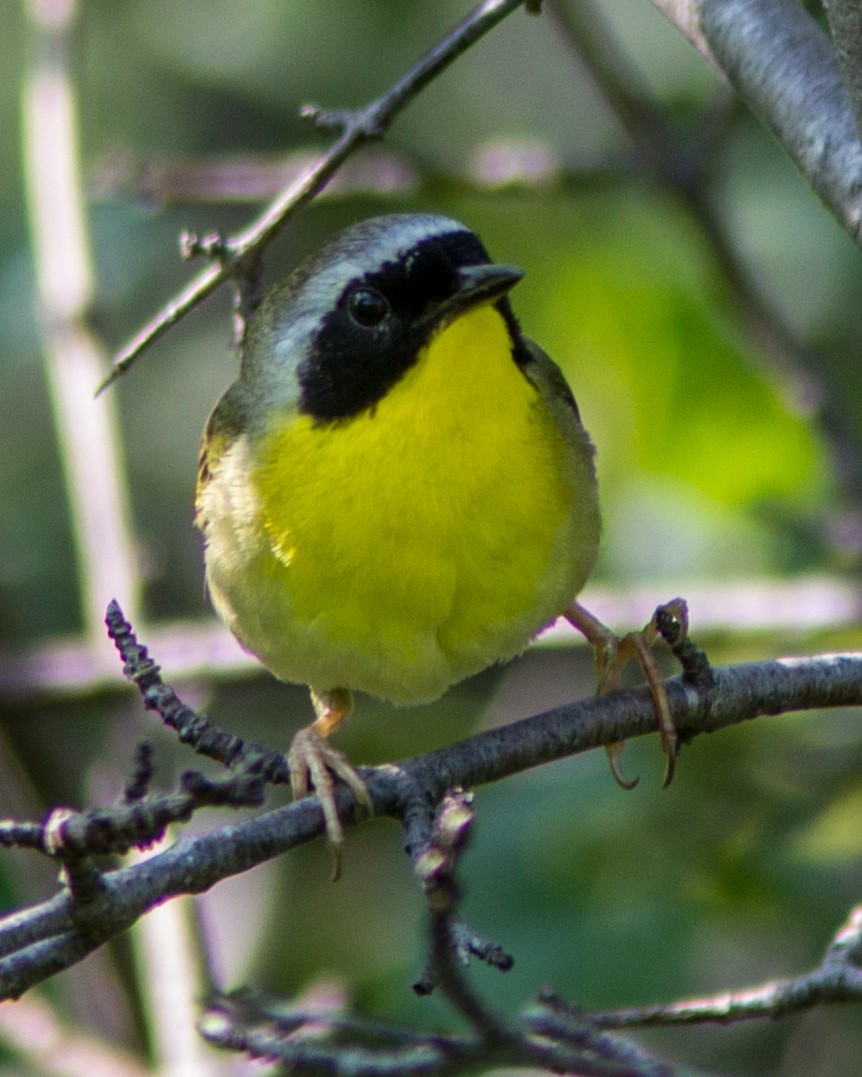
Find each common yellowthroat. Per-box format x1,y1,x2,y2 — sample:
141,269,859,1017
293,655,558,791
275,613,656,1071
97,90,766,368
196,214,676,868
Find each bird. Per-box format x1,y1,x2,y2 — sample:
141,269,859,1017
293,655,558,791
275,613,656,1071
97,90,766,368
195,213,678,873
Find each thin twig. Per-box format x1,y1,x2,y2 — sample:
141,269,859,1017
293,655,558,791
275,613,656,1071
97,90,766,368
413,792,512,1038
200,794,676,1076
105,599,289,782
571,903,862,1028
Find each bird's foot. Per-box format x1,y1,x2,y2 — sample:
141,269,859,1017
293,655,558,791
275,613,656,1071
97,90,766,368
288,691,373,880
564,598,688,789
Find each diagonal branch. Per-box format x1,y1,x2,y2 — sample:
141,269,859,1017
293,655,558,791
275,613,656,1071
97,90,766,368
98,0,531,391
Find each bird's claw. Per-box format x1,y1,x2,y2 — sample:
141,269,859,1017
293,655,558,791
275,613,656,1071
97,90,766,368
287,726,373,881
565,598,687,788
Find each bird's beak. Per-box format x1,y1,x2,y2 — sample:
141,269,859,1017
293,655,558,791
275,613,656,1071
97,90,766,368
423,262,524,330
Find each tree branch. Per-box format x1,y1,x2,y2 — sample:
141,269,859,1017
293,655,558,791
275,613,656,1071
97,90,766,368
691,0,862,245
0,621,859,1001
1,612,859,1077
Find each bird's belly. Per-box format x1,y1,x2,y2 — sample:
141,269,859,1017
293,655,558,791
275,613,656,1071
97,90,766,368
207,443,594,702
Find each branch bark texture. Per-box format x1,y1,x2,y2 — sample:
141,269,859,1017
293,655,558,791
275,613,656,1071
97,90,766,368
0,651,859,1001
823,0,862,145
684,0,862,244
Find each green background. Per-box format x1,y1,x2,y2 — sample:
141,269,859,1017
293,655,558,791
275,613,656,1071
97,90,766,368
0,2,860,1074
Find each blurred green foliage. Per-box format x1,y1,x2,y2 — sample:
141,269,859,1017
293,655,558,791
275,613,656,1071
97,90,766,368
0,2,860,1074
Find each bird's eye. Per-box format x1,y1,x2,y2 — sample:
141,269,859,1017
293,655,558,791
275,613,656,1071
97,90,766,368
347,288,389,327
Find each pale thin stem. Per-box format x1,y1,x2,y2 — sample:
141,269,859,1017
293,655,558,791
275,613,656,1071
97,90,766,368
22,0,140,636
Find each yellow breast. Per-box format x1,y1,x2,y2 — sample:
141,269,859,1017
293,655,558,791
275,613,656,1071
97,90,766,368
201,304,598,702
